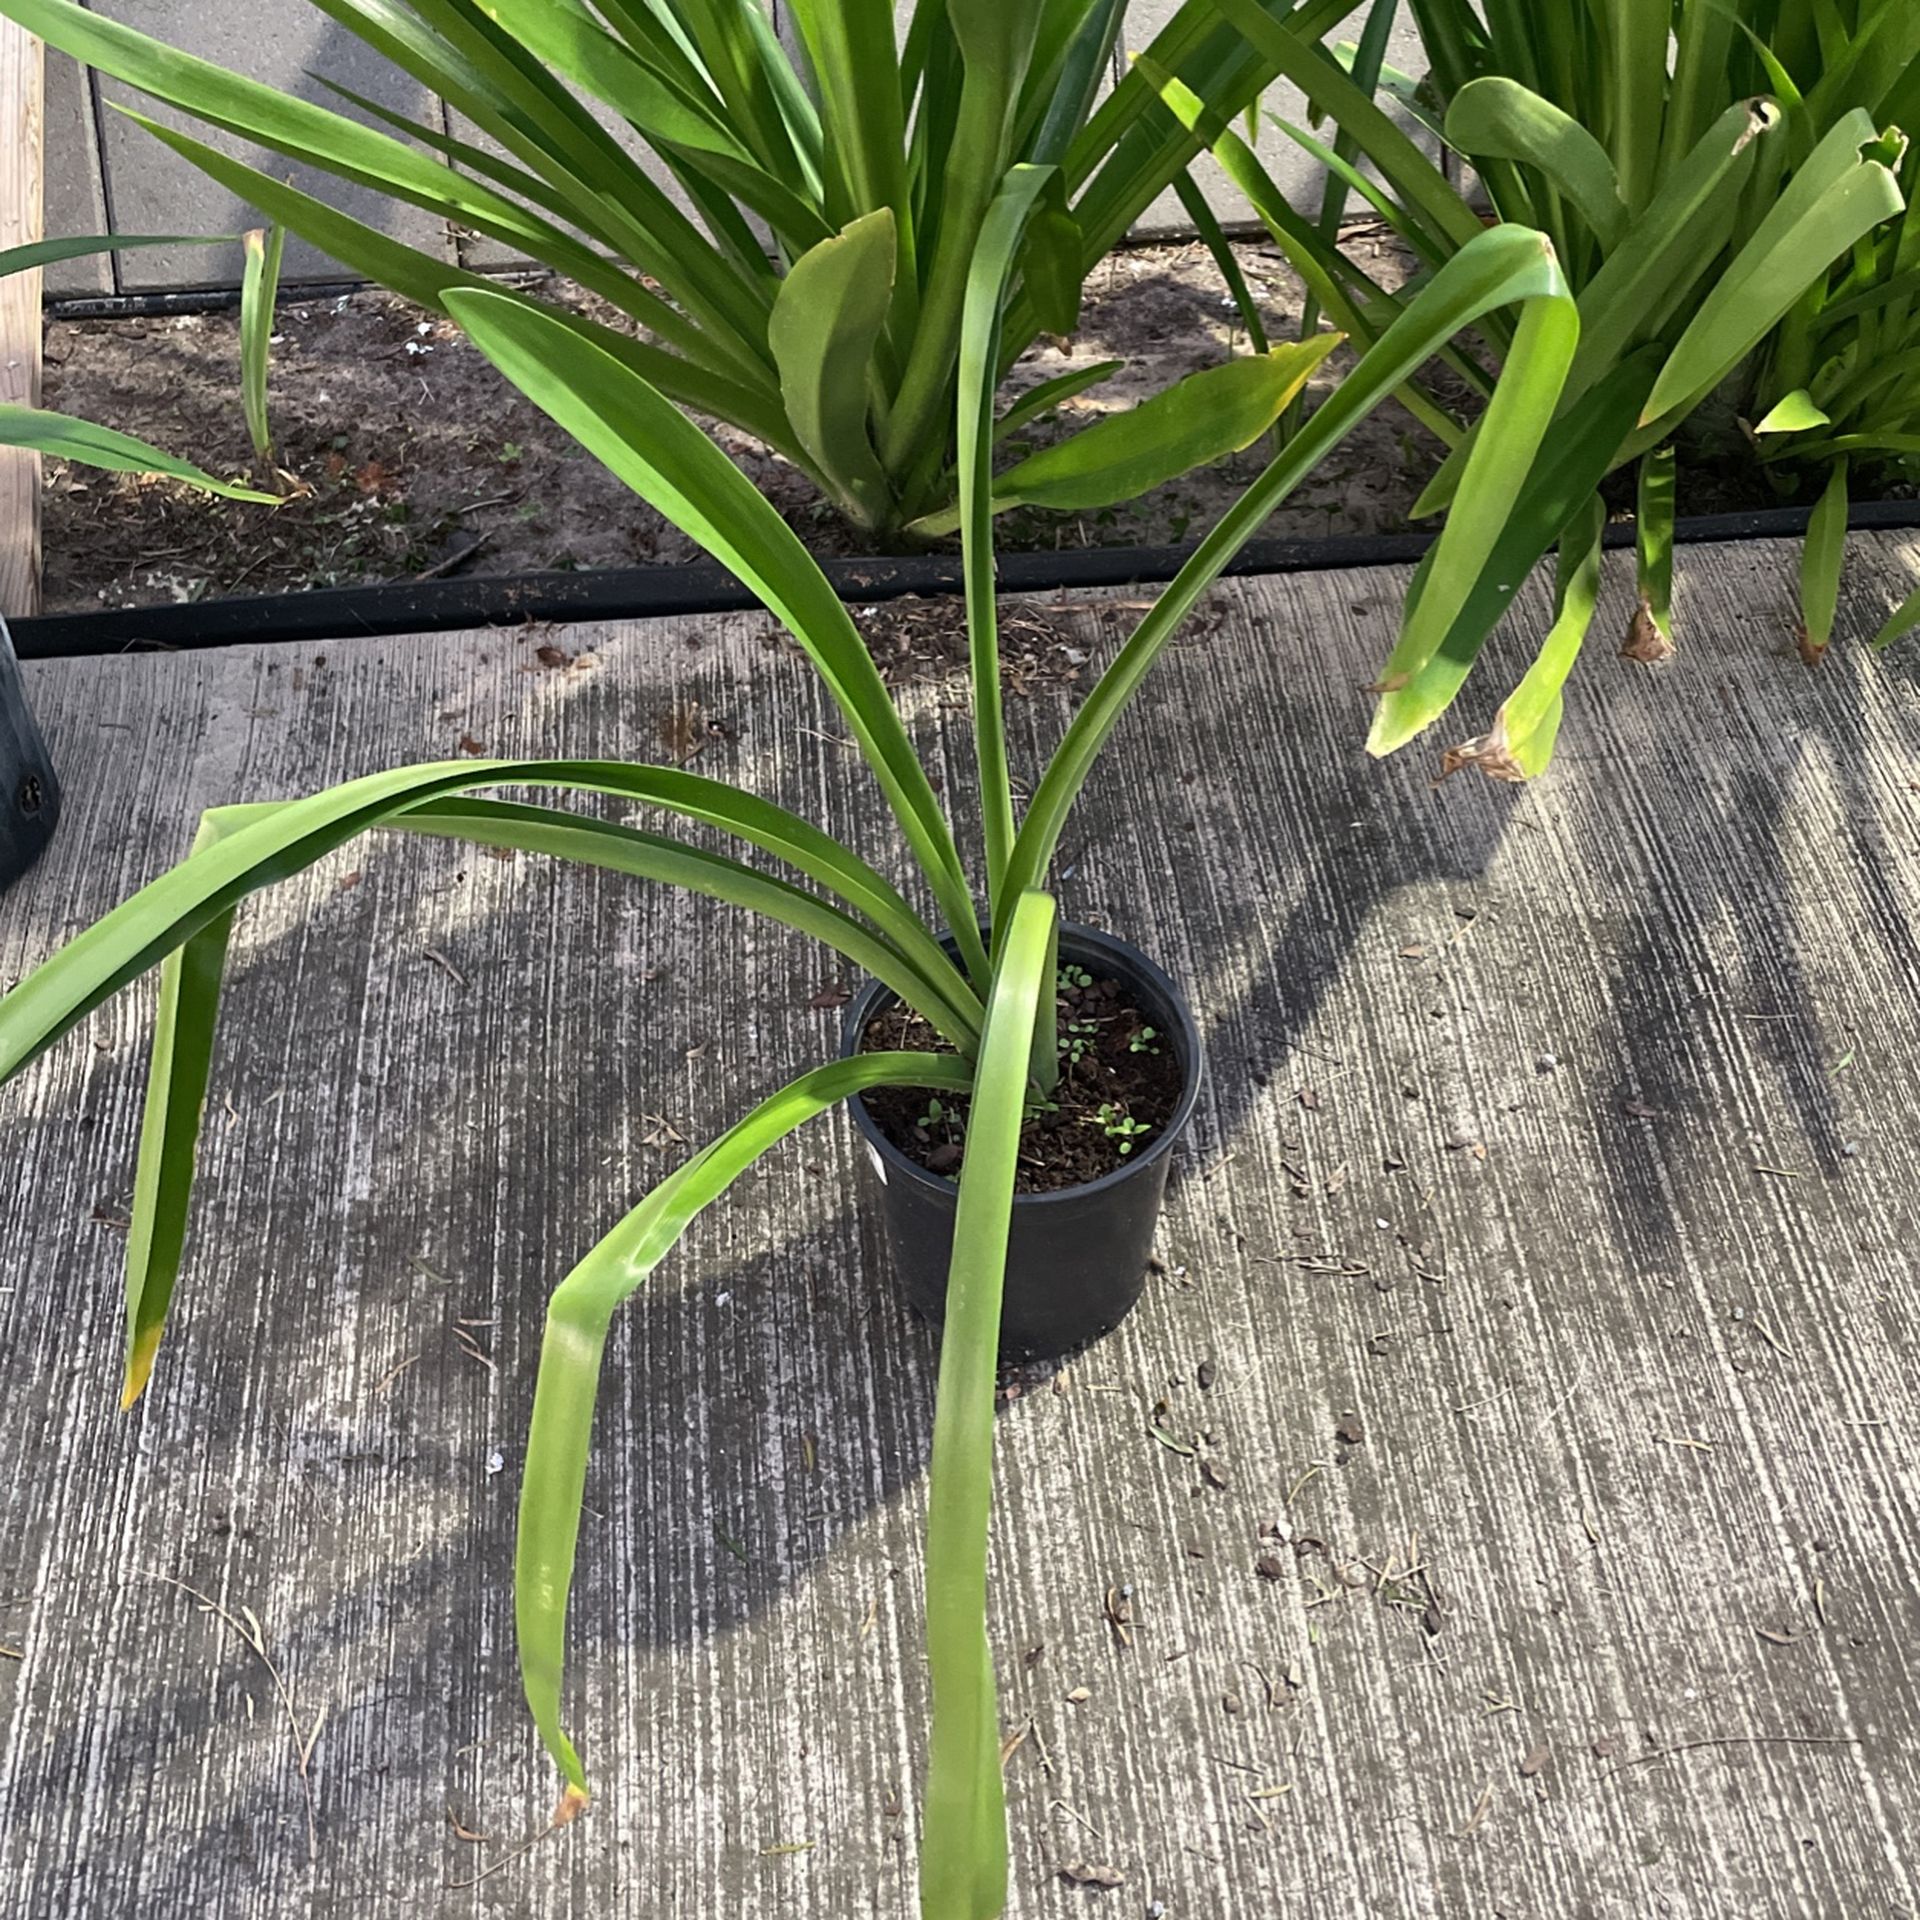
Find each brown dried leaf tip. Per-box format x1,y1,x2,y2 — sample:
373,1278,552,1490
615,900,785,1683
1440,715,1528,784
1620,596,1675,664
551,1783,591,1828
1794,621,1828,669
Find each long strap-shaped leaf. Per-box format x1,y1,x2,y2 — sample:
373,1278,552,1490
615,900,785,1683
96,784,985,1409
879,2,1045,476
0,758,979,1089
1638,110,1907,435
239,225,285,465
919,887,1057,1920
1136,59,1477,446
517,1048,977,1808
1204,0,1488,257
1368,354,1657,755
119,809,245,1408
998,225,1578,910
1797,456,1851,663
123,115,796,450
0,405,276,503
0,0,767,384
1442,491,1606,782
956,167,1057,915
441,288,992,991
394,798,982,1047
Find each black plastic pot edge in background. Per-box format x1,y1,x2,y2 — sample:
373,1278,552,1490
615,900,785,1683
13,496,1920,664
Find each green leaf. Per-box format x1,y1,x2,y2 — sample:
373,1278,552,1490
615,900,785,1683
1204,0,1488,257
1444,76,1629,252
466,0,833,256
1365,284,1582,723
1797,456,1850,660
0,404,277,502
1755,388,1833,433
768,211,897,526
395,798,983,1049
954,167,1059,914
1870,580,1920,649
439,288,990,991
119,808,246,1408
920,887,1057,1920
1172,169,1269,354
516,1049,978,1806
1443,492,1607,782
0,231,212,276
1413,98,1782,523
1015,170,1085,339
0,757,980,1093
1137,53,1476,450
1002,224,1581,907
1366,353,1653,758
876,0,1048,471
1603,0,1670,214
1628,442,1677,660
1640,112,1907,432
993,360,1123,443
239,224,285,463
122,112,795,450
913,337,1345,537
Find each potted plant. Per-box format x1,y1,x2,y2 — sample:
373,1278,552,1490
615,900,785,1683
0,200,1580,1912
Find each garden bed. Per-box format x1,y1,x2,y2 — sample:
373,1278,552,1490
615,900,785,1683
40,236,1915,627
4,532,1918,1916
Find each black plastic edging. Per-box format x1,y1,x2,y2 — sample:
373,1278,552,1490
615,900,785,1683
13,496,1920,664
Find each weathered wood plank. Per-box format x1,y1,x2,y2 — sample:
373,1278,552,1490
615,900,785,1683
0,20,42,616
4,534,1920,1915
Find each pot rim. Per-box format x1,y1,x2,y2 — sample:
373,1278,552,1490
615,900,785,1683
839,920,1205,1209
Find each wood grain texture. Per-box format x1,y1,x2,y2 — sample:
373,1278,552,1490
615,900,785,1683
4,533,1920,1917
0,20,42,617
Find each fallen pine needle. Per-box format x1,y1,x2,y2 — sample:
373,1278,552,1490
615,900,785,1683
149,1571,325,1863
1607,1734,1859,1776
1458,1781,1494,1836
444,1792,584,1891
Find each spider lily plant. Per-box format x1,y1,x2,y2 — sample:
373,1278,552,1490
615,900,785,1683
1170,0,1908,775
0,208,1579,1913
1736,15,1920,655
1,0,1396,540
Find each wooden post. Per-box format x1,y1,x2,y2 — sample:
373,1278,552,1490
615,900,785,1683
0,21,44,618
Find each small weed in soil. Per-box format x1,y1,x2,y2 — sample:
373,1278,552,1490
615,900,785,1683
857,968,1181,1192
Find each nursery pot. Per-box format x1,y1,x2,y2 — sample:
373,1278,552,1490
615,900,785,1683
841,923,1203,1362
0,616,59,896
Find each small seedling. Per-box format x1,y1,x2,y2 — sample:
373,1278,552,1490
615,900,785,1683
1129,1025,1161,1055
918,1096,958,1136
1095,1104,1152,1155
1058,963,1093,991
1059,1015,1100,1066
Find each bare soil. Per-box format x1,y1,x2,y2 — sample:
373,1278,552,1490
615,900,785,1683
38,232,1898,618
857,969,1184,1194
38,238,1451,617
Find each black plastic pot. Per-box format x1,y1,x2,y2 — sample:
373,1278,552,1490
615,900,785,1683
0,616,59,896
840,923,1204,1362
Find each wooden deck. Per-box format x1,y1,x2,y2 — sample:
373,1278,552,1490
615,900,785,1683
3,533,1919,1917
